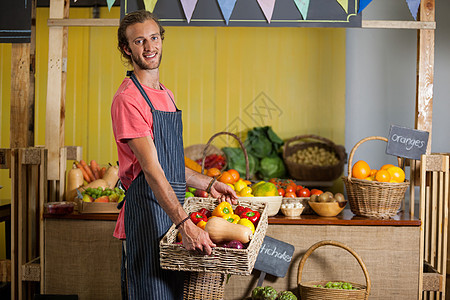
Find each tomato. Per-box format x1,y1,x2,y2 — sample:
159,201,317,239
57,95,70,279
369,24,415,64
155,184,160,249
296,185,304,192
296,187,311,197
277,188,285,197
285,185,295,194
310,189,323,195
284,192,296,198
269,178,278,184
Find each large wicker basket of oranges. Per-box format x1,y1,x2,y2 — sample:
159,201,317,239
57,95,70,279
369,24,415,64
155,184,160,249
342,136,409,219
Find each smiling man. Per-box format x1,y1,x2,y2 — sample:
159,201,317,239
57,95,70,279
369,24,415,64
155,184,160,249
111,10,237,300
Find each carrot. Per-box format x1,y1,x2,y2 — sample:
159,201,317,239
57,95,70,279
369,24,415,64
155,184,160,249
80,159,95,182
100,166,107,179
76,161,91,183
90,160,101,180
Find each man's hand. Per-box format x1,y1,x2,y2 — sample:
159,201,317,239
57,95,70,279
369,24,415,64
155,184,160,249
179,220,216,255
209,181,238,205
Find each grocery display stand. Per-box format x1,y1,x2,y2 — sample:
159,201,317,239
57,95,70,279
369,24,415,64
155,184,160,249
6,0,439,299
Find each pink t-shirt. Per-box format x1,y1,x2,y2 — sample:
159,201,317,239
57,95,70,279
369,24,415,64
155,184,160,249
111,77,176,239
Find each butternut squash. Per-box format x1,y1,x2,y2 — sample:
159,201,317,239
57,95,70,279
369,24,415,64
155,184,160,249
205,216,253,244
77,179,109,192
103,165,119,189
65,162,84,201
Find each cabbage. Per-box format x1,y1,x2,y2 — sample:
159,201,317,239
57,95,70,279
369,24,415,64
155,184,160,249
222,147,259,179
259,156,286,180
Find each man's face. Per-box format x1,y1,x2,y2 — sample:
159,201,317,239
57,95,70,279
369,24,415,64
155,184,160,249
124,19,163,71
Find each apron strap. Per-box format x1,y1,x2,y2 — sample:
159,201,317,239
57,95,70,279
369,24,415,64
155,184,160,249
127,70,179,111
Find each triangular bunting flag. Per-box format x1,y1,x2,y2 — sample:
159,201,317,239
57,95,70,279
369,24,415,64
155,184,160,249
143,0,158,13
336,0,348,14
180,0,199,23
406,0,421,20
256,0,276,23
106,0,115,11
293,0,310,20
358,0,373,13
217,0,238,25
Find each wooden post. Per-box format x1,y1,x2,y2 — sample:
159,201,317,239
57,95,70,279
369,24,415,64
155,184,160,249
415,0,435,152
45,0,69,181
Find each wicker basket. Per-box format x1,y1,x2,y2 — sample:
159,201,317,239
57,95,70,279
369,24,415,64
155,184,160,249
183,272,226,300
283,135,346,181
298,240,371,300
184,131,250,178
342,136,409,218
160,197,268,275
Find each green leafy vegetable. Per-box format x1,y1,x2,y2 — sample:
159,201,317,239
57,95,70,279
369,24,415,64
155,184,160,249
277,291,297,300
259,156,286,180
222,147,258,179
245,126,284,159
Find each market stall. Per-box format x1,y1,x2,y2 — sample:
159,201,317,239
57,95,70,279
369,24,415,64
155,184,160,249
3,0,447,299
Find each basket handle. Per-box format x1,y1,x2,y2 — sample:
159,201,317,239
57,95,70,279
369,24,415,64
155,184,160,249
297,240,371,299
200,131,250,180
346,136,403,181
283,134,339,159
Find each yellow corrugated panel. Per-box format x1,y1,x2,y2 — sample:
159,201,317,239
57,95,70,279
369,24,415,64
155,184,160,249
1,7,345,201
0,44,11,201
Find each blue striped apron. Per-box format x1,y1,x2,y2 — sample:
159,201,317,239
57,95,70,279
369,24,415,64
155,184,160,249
122,71,186,299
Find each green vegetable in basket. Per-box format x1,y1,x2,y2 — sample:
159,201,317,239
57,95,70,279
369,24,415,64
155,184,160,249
261,286,278,300
222,147,258,178
277,290,297,300
251,286,264,299
259,156,286,180
245,126,283,159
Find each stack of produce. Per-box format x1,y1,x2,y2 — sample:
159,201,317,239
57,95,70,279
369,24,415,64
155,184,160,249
223,126,286,180
175,201,262,249
65,159,120,202
251,286,297,300
351,161,405,183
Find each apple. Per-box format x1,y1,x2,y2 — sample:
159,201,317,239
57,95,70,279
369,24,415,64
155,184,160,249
194,189,209,198
185,192,194,198
118,194,125,203
188,187,197,193
95,195,110,203
82,194,93,202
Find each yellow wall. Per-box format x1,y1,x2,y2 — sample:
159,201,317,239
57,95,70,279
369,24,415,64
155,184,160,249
0,7,345,257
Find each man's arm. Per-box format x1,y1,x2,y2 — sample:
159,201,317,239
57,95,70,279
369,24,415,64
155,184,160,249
127,136,215,254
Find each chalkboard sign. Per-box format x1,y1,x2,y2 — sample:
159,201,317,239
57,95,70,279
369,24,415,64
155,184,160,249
254,236,295,278
121,0,361,28
0,0,31,43
386,125,429,160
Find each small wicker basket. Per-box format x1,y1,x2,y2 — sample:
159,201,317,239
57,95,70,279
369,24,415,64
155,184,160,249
184,131,250,178
297,240,371,300
342,136,409,219
283,135,346,181
183,272,226,300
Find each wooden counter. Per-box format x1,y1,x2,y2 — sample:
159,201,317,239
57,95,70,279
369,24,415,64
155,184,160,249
43,209,420,300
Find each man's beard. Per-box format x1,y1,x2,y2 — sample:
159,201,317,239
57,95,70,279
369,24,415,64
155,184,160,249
131,51,162,70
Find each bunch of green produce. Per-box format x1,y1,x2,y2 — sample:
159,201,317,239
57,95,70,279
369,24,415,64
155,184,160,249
81,187,125,203
286,146,339,166
251,286,297,300
313,281,358,290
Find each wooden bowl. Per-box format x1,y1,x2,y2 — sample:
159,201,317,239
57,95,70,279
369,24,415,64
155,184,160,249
308,200,347,217
239,196,282,216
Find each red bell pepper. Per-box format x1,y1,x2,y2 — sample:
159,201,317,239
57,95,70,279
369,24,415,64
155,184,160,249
190,212,208,225
234,205,246,217
198,208,211,218
240,209,260,225
239,207,252,217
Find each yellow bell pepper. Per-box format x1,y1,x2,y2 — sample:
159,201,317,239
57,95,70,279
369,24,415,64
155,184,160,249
222,214,240,224
238,218,255,234
197,220,207,230
212,202,233,217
